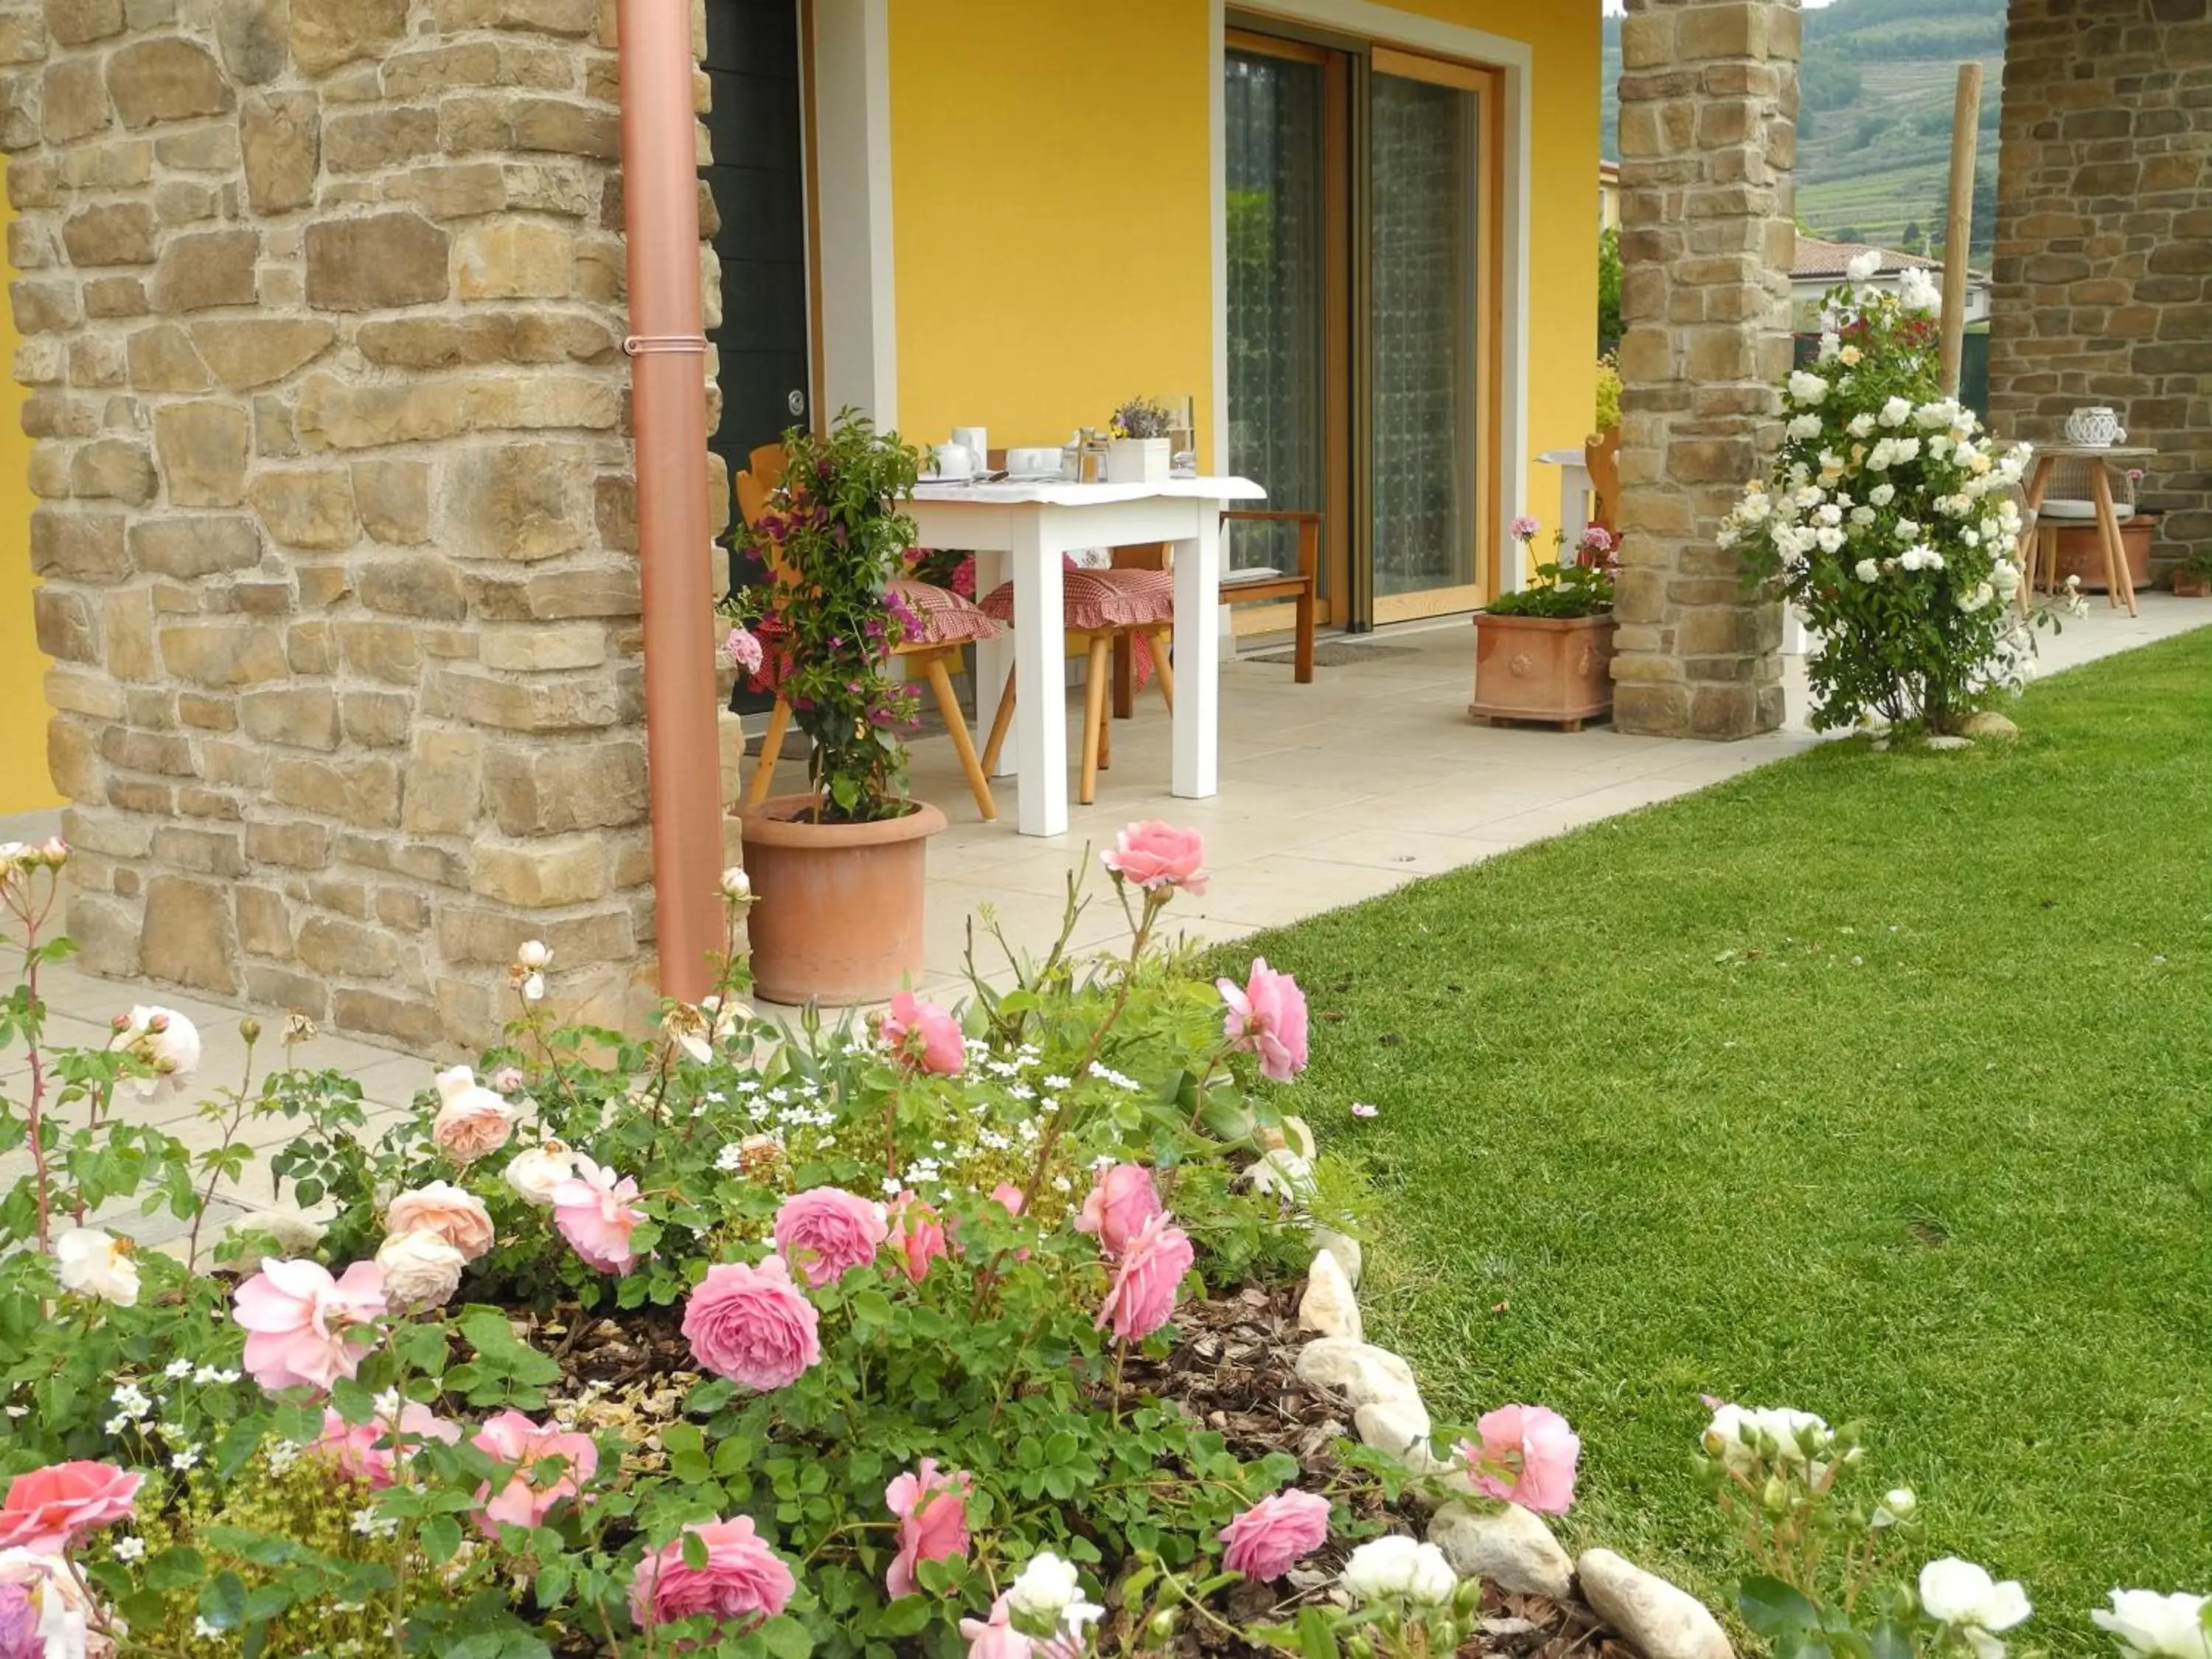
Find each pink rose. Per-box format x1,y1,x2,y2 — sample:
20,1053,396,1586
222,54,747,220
0,1462,142,1553
1101,822,1208,895
771,1187,888,1288
491,1065,526,1093
430,1065,516,1163
1218,1488,1331,1581
887,1192,946,1284
385,1181,495,1262
880,992,965,1075
549,1155,646,1276
471,1411,599,1536
629,1515,796,1633
682,1256,822,1391
311,1402,461,1490
232,1258,388,1393
1073,1164,1162,1258
885,1458,973,1599
1095,1212,1194,1343
1217,959,1309,1082
1458,1404,1580,1515
960,1595,1034,1659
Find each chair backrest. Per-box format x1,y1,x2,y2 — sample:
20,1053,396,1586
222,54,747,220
1585,428,1621,529
735,444,799,585
748,442,788,491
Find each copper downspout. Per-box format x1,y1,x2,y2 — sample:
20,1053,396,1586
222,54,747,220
617,0,721,1003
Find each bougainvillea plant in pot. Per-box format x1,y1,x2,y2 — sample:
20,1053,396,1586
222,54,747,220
719,411,945,1005
1468,522,1618,731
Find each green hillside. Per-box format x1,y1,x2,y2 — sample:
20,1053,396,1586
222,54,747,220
1603,0,2004,260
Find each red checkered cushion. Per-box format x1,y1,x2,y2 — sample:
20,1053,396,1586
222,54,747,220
978,567,1176,631
889,579,1001,647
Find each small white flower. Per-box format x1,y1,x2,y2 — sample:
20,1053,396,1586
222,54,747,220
1880,396,1913,429
171,1445,201,1472
1854,558,1881,582
112,1535,147,1562
1340,1537,1457,1606
2092,1590,2211,1659
1872,1488,1918,1528
194,1616,223,1640
1919,1558,2031,1659
1009,1551,1091,1627
1846,249,1882,283
1899,265,1941,315
719,866,751,900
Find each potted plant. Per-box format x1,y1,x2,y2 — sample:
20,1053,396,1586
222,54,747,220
2175,549,2212,598
1468,522,1618,731
1106,395,1172,484
722,412,945,1005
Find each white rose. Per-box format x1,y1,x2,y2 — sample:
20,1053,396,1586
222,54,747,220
1855,559,1881,582
1851,507,1876,526
1405,1542,1458,1605
2093,1591,2211,1659
1846,249,1882,282
1787,414,1823,441
375,1229,467,1312
504,1141,576,1206
1816,527,1846,554
1880,397,1913,428
1919,1559,2031,1659
1342,1536,1424,1601
1991,561,2021,600
720,866,751,900
1848,413,1877,439
1788,370,1829,406
1873,1487,1919,1527
1868,440,1896,472
54,1227,139,1307
1896,520,1923,543
1957,582,1994,613
1815,504,1843,527
110,1005,203,1099
1007,1552,1082,1623
1818,331,1841,362
1893,437,1922,463
1871,483,1896,507
1899,266,1941,314
515,940,551,970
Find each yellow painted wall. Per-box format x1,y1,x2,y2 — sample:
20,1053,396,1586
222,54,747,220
0,194,59,816
886,0,1599,540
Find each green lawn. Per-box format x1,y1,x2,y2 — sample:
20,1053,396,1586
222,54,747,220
1240,631,2212,1651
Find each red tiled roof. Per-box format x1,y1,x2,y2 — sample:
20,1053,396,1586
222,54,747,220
1791,235,1943,279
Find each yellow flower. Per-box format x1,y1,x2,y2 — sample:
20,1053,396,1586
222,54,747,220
1839,345,1862,366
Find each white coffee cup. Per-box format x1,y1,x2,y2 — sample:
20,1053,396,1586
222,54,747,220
1006,446,1060,475
930,442,974,479
951,426,989,469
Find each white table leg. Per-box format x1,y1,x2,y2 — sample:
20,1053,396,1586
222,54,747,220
1561,463,1591,553
1171,507,1220,801
973,545,1014,779
1012,511,1066,837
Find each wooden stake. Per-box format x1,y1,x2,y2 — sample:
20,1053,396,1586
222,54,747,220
1939,62,1983,397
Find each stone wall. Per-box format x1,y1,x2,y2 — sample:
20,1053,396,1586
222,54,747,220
1609,0,1796,740
1990,0,2212,577
3,0,730,1048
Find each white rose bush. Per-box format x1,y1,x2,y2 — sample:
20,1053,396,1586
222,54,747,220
1722,253,2062,735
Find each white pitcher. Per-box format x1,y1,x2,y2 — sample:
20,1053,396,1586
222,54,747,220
2063,406,2125,447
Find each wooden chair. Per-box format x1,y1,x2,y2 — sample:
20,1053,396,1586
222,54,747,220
1107,507,1321,716
734,445,1001,820
1584,429,1621,532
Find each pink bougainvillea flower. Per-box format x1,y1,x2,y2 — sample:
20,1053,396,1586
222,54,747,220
880,992,965,1076
682,1256,823,1392
384,1181,495,1262
959,1595,1034,1659
311,1403,461,1490
1073,1164,1163,1259
1217,959,1310,1082
629,1515,796,1633
1096,1212,1195,1343
470,1411,599,1537
1218,1489,1332,1582
549,1155,646,1276
0,1462,142,1554
771,1187,888,1288
429,1065,517,1163
886,1192,947,1284
232,1258,387,1393
1458,1404,1581,1514
884,1458,973,1599
1100,822,1208,896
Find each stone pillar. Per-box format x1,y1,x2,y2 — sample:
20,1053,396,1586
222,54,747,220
2,0,728,1048
1610,0,1798,740
1990,0,2212,580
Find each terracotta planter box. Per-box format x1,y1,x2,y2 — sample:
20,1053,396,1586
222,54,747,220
737,796,946,1005
2045,515,2156,592
1468,611,1616,731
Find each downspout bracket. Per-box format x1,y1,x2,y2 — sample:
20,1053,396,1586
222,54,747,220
624,334,711,355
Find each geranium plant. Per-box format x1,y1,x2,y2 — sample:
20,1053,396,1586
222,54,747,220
1489,519,1616,619
1720,254,2052,734
717,410,928,823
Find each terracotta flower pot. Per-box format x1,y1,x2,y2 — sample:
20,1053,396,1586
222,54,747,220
2047,517,2155,592
1468,612,1617,731
737,796,947,1005
2176,570,2211,599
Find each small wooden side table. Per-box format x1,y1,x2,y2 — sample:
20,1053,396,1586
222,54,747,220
2018,442,2152,619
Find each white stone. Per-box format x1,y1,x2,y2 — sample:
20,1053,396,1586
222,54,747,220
1313,1225,1363,1287
1354,1396,1431,1458
1279,1113,1317,1160
1245,1147,1316,1203
1924,734,1973,751
1298,1248,1362,1342
1578,1549,1734,1659
1294,1338,1420,1408
1430,1501,1576,1600
1960,711,2019,741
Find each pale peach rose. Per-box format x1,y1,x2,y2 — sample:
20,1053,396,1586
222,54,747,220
385,1181,495,1262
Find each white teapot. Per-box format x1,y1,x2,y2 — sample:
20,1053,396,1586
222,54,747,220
2063,406,2125,448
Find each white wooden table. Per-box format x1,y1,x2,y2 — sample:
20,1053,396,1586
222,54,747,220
907,476,1266,837
1536,448,1593,570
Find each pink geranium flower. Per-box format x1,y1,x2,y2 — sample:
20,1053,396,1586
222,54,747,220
884,1458,973,1599
629,1516,796,1633
549,1155,646,1276
0,1462,142,1553
232,1258,387,1393
311,1403,461,1490
880,992,965,1075
1101,822,1208,895
960,1595,1033,1659
1073,1164,1163,1258
1217,959,1309,1082
771,1187,888,1288
723,626,765,676
682,1256,823,1391
1218,1489,1332,1581
887,1192,947,1284
471,1410,599,1536
1458,1404,1580,1514
1096,1212,1194,1343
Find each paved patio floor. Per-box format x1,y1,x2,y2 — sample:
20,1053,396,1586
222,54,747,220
4,594,2205,1248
